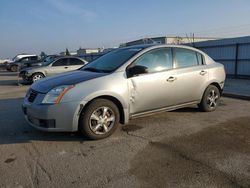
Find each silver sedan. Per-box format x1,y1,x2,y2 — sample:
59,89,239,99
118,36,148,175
19,56,88,83
22,44,226,139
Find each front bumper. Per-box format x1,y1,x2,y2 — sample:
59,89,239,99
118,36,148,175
22,96,85,132
19,71,31,81
6,64,11,70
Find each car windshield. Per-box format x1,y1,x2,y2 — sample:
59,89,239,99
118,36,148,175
81,48,143,73
12,55,21,61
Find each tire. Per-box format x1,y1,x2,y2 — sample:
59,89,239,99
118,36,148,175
199,85,220,112
10,65,18,72
32,73,45,83
79,99,120,140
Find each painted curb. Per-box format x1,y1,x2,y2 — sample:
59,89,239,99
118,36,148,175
223,93,250,101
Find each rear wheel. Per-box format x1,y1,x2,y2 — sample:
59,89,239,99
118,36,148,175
32,73,44,82
199,85,220,112
79,99,120,140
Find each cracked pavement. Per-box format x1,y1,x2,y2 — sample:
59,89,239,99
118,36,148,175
0,70,250,188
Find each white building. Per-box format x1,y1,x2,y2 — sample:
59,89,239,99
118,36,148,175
77,48,104,55
120,36,220,47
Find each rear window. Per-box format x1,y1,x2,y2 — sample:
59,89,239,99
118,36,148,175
175,48,199,68
52,58,68,66
30,56,38,61
69,58,84,65
196,52,204,65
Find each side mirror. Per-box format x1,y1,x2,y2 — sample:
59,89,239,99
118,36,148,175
127,65,148,78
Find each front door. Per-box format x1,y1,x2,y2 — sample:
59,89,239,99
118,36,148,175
127,47,176,114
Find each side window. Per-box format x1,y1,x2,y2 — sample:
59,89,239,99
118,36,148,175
52,58,68,66
132,48,173,73
30,56,38,61
175,48,199,68
19,57,29,62
196,52,203,65
69,58,84,65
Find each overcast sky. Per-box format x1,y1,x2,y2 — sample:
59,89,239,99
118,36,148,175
0,0,250,58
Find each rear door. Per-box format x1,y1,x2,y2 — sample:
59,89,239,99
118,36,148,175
68,58,86,71
46,58,69,76
171,48,209,105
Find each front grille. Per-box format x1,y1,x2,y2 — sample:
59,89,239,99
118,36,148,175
28,90,38,103
28,116,56,128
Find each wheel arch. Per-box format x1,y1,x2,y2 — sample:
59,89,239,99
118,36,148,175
199,81,223,103
10,64,18,71
208,82,223,95
78,95,126,126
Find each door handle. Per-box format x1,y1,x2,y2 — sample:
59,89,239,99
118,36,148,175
64,66,68,69
200,70,207,75
167,76,177,82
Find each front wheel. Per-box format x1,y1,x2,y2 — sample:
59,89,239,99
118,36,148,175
32,73,44,82
79,99,120,140
10,65,18,72
199,85,220,112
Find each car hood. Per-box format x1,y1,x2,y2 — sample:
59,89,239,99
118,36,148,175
6,60,14,64
21,66,41,72
31,70,108,93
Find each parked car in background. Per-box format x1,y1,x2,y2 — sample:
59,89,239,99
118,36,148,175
0,59,10,69
78,53,104,63
0,58,11,65
19,56,88,83
22,44,226,140
41,55,62,65
6,54,40,72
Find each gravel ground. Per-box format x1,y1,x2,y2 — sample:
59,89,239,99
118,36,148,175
0,69,250,188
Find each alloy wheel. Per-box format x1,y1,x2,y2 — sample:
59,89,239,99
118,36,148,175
89,106,115,135
207,89,219,108
33,74,43,82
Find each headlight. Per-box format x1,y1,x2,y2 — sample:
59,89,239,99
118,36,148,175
42,85,74,104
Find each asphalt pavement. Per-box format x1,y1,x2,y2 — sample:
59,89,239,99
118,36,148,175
0,70,250,188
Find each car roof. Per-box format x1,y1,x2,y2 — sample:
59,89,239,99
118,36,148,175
120,43,199,50
16,54,37,58
119,44,155,50
55,56,84,59
51,56,88,63
120,44,211,57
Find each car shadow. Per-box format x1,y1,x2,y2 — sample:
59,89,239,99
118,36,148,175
0,97,89,145
173,107,200,113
